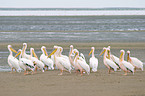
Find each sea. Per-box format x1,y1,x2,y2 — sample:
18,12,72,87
0,8,145,71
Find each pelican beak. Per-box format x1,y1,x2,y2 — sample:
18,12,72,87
10,47,17,53
89,49,93,56
32,49,38,59
120,52,123,59
99,49,106,56
15,51,21,58
43,48,48,56
127,53,130,62
48,48,57,58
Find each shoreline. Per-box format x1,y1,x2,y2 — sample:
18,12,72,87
1,42,145,50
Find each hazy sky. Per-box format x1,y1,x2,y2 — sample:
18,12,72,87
0,0,145,8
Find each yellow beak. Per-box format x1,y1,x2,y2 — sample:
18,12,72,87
32,49,38,59
48,48,57,58
10,47,17,53
15,51,21,58
120,52,123,59
43,48,48,56
89,49,93,56
99,49,106,56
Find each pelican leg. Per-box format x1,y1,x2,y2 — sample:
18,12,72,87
123,71,127,76
46,66,48,71
24,70,27,75
58,69,63,75
134,67,136,72
10,68,14,73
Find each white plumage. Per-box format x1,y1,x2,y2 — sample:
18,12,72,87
7,45,21,73
100,47,119,73
15,49,34,75
40,46,54,70
89,47,98,72
127,50,143,71
119,50,135,75
48,46,72,75
73,49,90,75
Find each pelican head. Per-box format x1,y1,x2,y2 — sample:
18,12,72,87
70,45,73,48
41,46,48,56
15,49,22,58
99,47,106,56
127,50,130,61
120,50,125,60
30,48,38,59
107,46,111,49
8,45,17,53
48,46,58,58
89,47,95,56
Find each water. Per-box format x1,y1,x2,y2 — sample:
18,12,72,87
0,16,145,31
0,15,145,71
0,31,145,43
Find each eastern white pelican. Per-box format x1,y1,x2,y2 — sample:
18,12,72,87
69,45,75,68
15,49,34,75
30,48,45,72
99,47,119,74
40,46,54,70
127,50,143,71
119,50,135,75
22,43,31,59
73,49,90,75
7,45,21,73
107,46,120,69
48,46,72,75
89,47,98,72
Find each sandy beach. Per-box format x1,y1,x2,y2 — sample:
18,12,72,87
0,42,145,96
0,69,145,96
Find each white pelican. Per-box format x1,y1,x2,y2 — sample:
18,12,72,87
30,48,45,72
127,50,143,71
22,43,31,59
107,46,120,69
99,47,119,74
48,46,72,75
73,49,90,75
119,50,135,75
7,45,21,73
89,47,98,72
15,49,34,75
69,45,75,68
40,46,54,70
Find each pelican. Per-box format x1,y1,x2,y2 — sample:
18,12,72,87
99,47,119,74
119,50,135,75
15,49,34,75
127,50,143,71
73,49,90,75
69,45,75,68
89,47,98,72
22,43,31,59
7,45,21,73
48,46,72,75
40,46,54,70
107,46,120,69
30,48,45,72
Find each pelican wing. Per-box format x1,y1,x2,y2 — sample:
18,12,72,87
130,57,143,70
122,60,134,73
106,58,118,71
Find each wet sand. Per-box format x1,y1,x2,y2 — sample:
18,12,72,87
0,69,145,96
0,42,145,96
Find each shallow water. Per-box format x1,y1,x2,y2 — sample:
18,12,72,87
0,31,145,43
1,16,145,71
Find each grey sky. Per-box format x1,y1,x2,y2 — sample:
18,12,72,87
0,0,145,8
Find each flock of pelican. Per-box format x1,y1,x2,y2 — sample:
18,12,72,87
8,43,143,76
